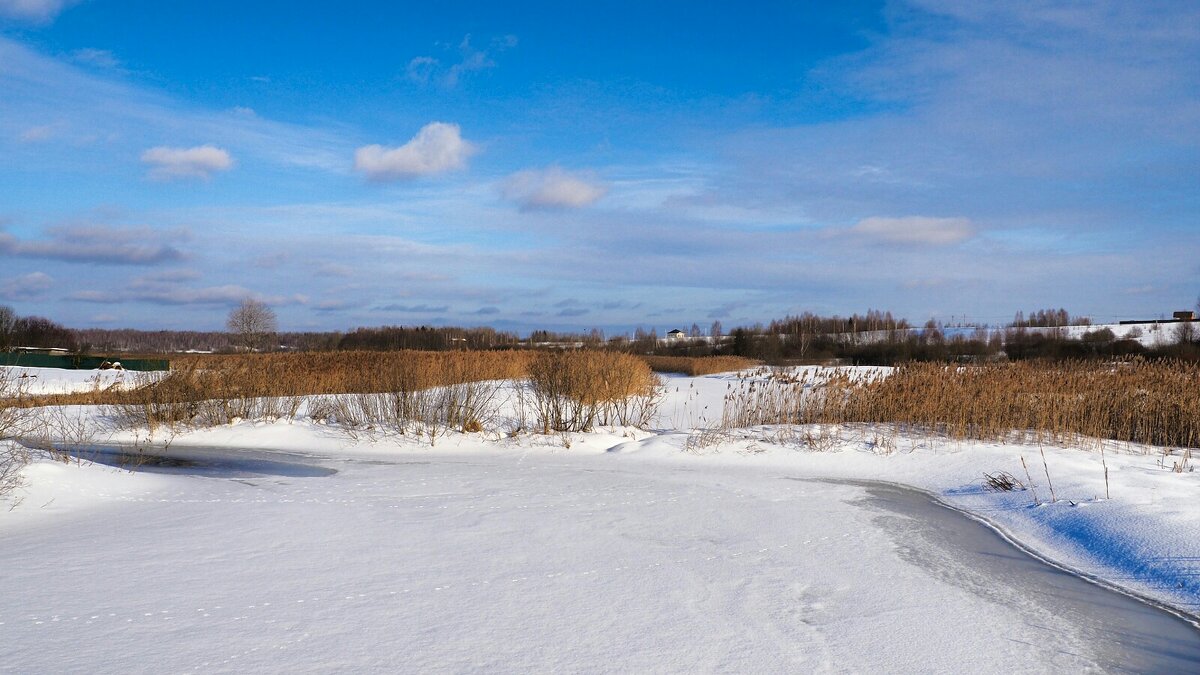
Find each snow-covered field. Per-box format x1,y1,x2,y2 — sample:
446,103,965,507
2,366,1199,671
1,365,151,396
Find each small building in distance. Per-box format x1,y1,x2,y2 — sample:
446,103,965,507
666,329,686,339
1121,311,1198,325
10,346,70,355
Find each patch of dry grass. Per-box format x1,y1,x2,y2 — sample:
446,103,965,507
640,355,758,376
529,351,662,431
722,361,1200,450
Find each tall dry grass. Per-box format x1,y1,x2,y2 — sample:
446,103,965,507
103,351,531,431
529,351,662,431
95,349,664,437
722,361,1200,450
641,355,758,376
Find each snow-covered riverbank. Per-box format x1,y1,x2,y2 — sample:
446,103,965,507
2,367,1199,671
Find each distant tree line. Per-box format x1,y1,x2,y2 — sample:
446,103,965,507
4,302,1198,364
0,306,77,352
1009,308,1090,329
65,325,521,355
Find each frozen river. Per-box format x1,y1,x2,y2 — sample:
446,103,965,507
1,446,1197,672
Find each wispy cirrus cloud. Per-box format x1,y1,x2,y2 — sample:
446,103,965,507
0,225,187,265
17,124,55,142
354,122,475,180
0,37,352,174
70,48,120,69
848,216,975,245
0,0,76,23
141,145,234,181
374,303,450,313
71,280,306,308
501,166,607,210
406,34,518,88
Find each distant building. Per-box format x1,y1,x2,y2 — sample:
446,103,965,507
11,346,70,355
666,329,686,339
1120,311,1198,325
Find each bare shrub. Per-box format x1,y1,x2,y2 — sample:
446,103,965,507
528,351,662,432
334,354,504,439
0,368,33,440
1,368,34,501
982,471,1024,492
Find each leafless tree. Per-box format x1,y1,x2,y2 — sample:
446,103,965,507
226,299,278,352
1175,320,1196,345
0,305,16,352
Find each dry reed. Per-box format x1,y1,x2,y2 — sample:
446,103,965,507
529,351,662,431
640,355,758,377
88,349,663,436
721,361,1200,451
103,351,532,430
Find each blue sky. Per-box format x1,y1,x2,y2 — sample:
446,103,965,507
1,0,1197,333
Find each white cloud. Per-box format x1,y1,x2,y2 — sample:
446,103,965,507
405,56,438,84
406,34,518,88
354,122,474,180
0,225,188,265
18,124,54,142
501,166,607,210
849,216,975,245
0,0,74,23
141,145,234,181
0,271,52,300
71,48,120,69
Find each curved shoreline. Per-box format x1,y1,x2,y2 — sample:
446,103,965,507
829,477,1200,629
821,477,1200,671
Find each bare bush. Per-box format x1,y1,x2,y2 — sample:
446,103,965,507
528,351,662,433
333,355,504,440
1,368,34,501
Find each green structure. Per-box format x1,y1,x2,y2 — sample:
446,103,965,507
0,353,170,372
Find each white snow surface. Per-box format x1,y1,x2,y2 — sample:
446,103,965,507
1,365,150,396
2,368,1199,672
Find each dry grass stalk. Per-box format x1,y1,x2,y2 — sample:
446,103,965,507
721,361,1200,452
99,351,532,431
982,471,1024,492
529,351,662,432
640,355,758,376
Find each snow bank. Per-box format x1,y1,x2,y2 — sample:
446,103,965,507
2,369,1198,670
